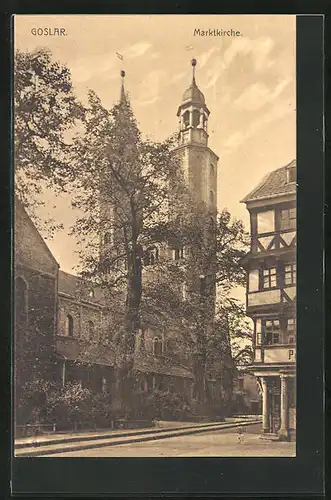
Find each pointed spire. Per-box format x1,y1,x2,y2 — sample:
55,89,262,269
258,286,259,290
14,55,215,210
120,70,126,103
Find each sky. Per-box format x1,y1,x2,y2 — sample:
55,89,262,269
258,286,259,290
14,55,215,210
14,14,296,276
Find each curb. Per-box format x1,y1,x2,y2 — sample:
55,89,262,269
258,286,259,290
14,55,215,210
16,420,262,457
15,420,232,449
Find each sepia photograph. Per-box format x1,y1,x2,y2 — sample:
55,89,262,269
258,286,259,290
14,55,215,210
13,14,297,459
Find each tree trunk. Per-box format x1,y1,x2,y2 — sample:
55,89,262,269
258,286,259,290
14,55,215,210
192,352,206,405
112,238,142,416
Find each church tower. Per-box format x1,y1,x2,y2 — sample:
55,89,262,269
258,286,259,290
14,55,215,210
175,58,219,212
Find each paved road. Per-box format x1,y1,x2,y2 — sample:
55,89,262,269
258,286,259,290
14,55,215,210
46,426,296,458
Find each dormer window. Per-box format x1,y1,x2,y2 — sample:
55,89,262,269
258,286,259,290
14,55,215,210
88,289,95,298
286,166,296,183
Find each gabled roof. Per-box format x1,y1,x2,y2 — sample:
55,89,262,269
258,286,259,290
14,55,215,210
241,160,296,204
14,196,59,272
58,270,107,305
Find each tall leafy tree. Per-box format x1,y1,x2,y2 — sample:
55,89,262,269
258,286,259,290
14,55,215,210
70,89,181,413
14,48,84,231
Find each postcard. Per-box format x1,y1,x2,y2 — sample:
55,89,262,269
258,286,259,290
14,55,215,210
13,14,298,462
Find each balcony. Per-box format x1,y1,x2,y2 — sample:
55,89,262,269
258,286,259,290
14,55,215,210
248,289,281,307
251,230,296,255
255,345,296,364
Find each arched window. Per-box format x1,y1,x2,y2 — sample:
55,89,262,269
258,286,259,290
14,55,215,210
65,314,74,337
88,320,95,339
209,190,215,205
174,246,185,261
104,232,112,245
153,336,163,356
210,164,215,178
203,114,208,130
15,277,28,339
192,109,200,127
183,110,190,128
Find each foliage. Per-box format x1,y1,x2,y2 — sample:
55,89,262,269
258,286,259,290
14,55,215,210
129,389,194,421
14,48,84,233
16,379,115,429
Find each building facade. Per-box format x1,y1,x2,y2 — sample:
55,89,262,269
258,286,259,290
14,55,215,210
241,160,296,440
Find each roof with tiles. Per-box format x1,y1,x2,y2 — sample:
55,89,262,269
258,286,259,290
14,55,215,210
241,159,296,203
58,270,106,305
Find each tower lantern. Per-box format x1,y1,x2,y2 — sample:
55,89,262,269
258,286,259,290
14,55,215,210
177,58,210,146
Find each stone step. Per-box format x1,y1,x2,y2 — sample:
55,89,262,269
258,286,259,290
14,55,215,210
259,432,279,441
15,419,262,457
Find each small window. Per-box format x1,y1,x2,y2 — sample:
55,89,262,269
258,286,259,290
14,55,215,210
286,318,296,345
88,320,95,338
287,318,296,331
153,336,163,356
210,164,215,178
209,190,215,205
65,314,74,337
238,378,244,390
183,110,190,127
88,289,95,298
257,210,275,234
280,208,296,230
264,319,281,345
104,232,112,244
262,267,277,289
285,263,296,286
248,270,259,292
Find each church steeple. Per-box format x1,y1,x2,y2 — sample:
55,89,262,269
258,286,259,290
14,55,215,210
177,59,210,146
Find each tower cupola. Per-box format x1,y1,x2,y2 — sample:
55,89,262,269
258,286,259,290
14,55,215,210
177,59,210,146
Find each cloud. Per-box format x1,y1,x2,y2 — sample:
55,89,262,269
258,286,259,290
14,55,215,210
169,72,186,85
234,77,292,111
70,55,116,83
123,42,152,58
150,52,161,60
223,36,275,72
199,46,220,68
204,63,223,89
135,69,166,106
222,99,293,153
136,96,161,107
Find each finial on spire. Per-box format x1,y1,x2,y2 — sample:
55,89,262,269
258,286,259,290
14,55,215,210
191,58,197,85
120,70,126,103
